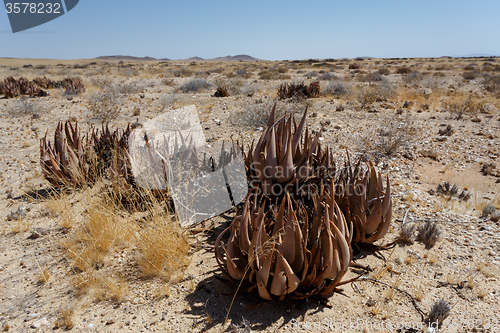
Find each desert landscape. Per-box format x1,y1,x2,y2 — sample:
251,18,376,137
0,56,499,332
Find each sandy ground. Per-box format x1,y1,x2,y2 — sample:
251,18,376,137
0,57,500,332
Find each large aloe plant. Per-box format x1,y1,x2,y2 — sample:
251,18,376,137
242,104,334,198
40,121,88,187
335,159,392,244
215,182,352,300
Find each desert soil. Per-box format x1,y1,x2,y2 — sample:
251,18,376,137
0,57,499,332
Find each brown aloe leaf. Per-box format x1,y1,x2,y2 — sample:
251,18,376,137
279,253,300,294
270,252,287,297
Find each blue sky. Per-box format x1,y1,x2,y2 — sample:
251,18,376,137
1,0,499,60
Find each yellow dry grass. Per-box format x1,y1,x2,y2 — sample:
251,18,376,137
51,179,190,305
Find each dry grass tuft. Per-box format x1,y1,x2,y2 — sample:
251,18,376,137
35,260,51,284
397,223,416,244
473,286,489,298
43,190,75,229
54,306,75,330
154,284,171,299
136,216,189,280
72,269,128,302
417,221,441,249
370,266,388,280
475,259,497,278
414,284,424,301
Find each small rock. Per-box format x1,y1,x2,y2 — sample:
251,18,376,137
106,318,116,325
438,124,453,136
471,117,482,123
366,298,377,307
403,101,413,108
31,317,48,329
481,103,498,114
27,228,49,240
88,323,94,328
396,108,403,115
420,150,439,160
6,207,26,221
403,150,414,160
24,313,39,321
311,112,317,117
418,88,432,96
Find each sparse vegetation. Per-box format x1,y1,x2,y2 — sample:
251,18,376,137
179,78,212,93
9,95,45,117
417,221,441,249
324,79,350,97
229,99,305,127
0,76,48,98
87,84,122,121
277,81,320,99
62,76,86,95
2,55,500,332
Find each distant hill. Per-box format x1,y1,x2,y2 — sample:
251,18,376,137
452,53,498,58
210,54,261,62
184,56,205,62
95,55,164,61
95,54,261,62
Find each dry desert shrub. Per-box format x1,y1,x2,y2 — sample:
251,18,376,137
87,84,121,121
229,99,306,128
397,223,416,245
396,66,412,74
462,70,480,81
482,205,500,221
158,91,179,111
356,82,396,108
357,115,419,159
318,72,338,81
324,79,350,97
72,268,128,302
90,77,113,90
482,74,500,97
114,79,147,94
172,67,193,77
9,95,45,117
231,68,253,79
445,98,481,120
258,68,290,80
179,78,212,93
